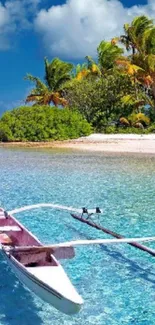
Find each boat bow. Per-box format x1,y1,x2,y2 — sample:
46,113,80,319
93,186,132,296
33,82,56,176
26,264,83,314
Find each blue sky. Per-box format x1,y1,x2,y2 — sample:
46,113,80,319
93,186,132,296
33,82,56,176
0,0,153,114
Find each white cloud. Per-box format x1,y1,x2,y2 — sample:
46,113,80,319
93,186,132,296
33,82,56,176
1,0,155,56
34,0,155,59
0,0,41,50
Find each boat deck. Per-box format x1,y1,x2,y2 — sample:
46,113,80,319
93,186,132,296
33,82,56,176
0,208,58,267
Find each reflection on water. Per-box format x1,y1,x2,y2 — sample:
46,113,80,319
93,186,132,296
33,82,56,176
1,148,155,324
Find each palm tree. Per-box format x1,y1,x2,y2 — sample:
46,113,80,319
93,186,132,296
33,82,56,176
114,16,155,104
115,16,154,56
97,41,124,72
25,75,68,106
130,26,155,100
25,58,73,106
44,58,73,90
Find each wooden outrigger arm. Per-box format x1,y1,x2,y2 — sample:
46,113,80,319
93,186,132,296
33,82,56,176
71,213,155,257
6,236,155,255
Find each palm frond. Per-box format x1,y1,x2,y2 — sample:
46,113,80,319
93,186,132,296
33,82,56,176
97,41,124,70
25,94,42,103
132,16,153,37
24,74,47,91
44,57,73,90
144,28,155,54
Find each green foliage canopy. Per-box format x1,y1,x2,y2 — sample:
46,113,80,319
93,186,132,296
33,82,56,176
0,106,92,142
63,73,138,130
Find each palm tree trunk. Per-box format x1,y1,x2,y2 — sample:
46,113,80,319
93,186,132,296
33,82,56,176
132,45,136,59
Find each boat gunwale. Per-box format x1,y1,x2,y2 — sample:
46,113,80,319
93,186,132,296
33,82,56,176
1,209,42,247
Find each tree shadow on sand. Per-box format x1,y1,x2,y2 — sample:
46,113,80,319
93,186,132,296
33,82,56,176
0,254,43,325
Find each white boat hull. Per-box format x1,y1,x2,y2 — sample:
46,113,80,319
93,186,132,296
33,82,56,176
3,251,83,315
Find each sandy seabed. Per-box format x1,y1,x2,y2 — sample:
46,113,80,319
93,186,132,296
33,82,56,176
1,134,155,154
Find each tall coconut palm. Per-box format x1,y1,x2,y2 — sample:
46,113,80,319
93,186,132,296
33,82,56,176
114,16,155,105
25,58,73,106
25,75,68,106
117,16,154,56
97,41,124,72
131,27,155,100
44,58,73,90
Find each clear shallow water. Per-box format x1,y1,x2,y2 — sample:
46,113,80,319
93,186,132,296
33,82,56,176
1,148,155,324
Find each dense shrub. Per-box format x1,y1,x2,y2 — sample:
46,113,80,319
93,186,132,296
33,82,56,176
104,126,117,134
0,122,13,142
147,123,155,133
0,106,92,142
103,126,149,134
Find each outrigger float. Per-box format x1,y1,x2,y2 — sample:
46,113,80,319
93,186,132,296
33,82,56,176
0,203,155,315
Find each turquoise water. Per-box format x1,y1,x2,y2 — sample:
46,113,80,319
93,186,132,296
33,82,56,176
1,148,155,324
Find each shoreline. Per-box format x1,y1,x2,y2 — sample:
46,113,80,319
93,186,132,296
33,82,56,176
1,134,155,154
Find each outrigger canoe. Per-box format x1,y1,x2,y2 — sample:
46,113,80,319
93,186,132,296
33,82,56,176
1,204,155,315
0,208,83,315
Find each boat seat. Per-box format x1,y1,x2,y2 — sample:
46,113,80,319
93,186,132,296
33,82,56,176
15,251,47,266
0,233,12,245
0,226,21,232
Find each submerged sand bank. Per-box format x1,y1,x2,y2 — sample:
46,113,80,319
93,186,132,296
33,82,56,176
1,134,155,154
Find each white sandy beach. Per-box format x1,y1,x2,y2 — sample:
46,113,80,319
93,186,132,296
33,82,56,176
70,134,155,153
1,134,155,154
57,134,155,154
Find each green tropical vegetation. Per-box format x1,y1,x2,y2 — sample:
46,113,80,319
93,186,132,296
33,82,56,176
1,15,155,141
0,106,91,141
